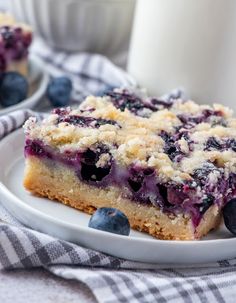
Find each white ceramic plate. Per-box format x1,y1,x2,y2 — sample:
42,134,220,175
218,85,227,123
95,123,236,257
0,129,236,264
0,55,49,115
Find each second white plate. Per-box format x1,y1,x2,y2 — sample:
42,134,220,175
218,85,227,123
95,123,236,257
0,129,236,264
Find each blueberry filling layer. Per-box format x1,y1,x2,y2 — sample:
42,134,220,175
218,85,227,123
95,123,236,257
0,26,32,71
25,139,236,227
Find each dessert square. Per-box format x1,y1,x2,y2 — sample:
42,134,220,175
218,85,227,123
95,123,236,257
23,90,236,240
0,13,32,76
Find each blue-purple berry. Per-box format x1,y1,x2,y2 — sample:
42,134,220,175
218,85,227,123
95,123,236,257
223,199,236,235
205,137,222,151
88,207,130,236
0,72,28,107
47,77,72,107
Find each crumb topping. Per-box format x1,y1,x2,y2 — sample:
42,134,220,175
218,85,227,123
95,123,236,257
24,91,236,183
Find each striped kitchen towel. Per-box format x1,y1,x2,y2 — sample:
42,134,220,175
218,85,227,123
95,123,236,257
0,217,236,303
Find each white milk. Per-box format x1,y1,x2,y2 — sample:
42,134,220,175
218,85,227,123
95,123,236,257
128,0,236,106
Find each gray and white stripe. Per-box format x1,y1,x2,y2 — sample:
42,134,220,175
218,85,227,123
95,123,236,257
0,110,43,139
1,223,236,303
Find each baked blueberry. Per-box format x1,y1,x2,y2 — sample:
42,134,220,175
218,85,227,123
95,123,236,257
227,139,236,152
178,109,222,125
223,199,236,235
47,77,72,107
128,173,144,192
58,115,95,127
205,137,222,151
58,115,118,128
88,207,130,236
106,91,158,116
0,72,28,107
193,163,220,186
198,195,214,214
79,145,113,184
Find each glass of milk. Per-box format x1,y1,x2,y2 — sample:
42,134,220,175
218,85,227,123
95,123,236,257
128,0,236,106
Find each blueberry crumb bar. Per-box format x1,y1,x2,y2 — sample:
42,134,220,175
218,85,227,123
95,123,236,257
23,90,236,240
0,13,32,76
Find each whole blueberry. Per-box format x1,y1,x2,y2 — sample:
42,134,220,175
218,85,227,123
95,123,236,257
47,77,72,107
223,199,236,235
0,72,28,107
88,207,130,236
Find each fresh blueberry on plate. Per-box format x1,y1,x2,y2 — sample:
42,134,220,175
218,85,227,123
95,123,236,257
47,76,72,107
0,72,28,107
223,198,236,235
88,207,130,236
